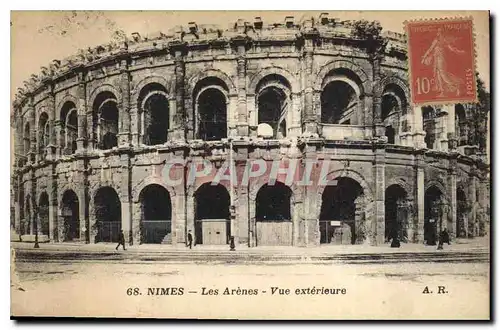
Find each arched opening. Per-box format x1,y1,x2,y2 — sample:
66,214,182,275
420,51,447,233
61,190,79,241
60,101,78,155
94,187,121,243
93,92,119,150
319,178,364,245
256,74,291,139
38,112,49,159
197,88,227,141
422,106,437,149
139,184,172,244
381,84,407,143
455,104,467,146
139,84,169,145
424,186,443,245
321,80,359,125
194,183,230,245
384,185,409,243
23,122,31,156
255,182,293,246
39,192,50,236
24,195,31,235
456,187,468,238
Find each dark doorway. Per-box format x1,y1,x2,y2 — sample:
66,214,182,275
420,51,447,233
424,186,443,245
140,184,172,244
94,187,121,243
61,190,79,241
321,80,358,125
385,185,408,243
24,196,31,235
197,89,227,141
385,126,395,144
39,192,50,236
319,178,363,245
94,92,119,150
456,188,468,238
142,89,169,145
194,183,230,245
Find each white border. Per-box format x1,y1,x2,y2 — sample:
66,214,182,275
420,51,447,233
3,1,497,329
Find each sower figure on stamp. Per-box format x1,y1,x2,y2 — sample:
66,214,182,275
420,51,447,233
116,230,126,250
187,230,193,249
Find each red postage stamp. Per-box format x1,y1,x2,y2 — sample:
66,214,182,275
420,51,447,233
406,18,478,105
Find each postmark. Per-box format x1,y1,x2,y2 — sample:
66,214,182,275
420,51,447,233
405,17,478,105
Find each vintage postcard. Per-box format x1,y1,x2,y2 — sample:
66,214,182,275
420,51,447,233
10,10,491,320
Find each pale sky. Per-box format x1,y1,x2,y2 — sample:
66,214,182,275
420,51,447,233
11,10,490,101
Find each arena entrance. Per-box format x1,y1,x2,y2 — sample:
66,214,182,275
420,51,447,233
385,185,409,243
61,190,79,241
319,178,363,245
255,182,293,246
456,187,468,238
24,196,31,235
194,183,230,245
140,184,172,244
94,187,121,243
424,186,443,245
39,192,50,237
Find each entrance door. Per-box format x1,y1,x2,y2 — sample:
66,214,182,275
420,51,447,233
201,220,228,245
256,221,292,246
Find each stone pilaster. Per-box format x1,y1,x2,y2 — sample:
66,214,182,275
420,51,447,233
77,72,87,151
235,141,250,246
28,101,36,164
233,39,249,137
372,56,384,137
167,97,176,141
48,162,58,242
171,43,186,141
118,58,131,146
415,151,426,243
447,157,458,240
302,41,317,135
373,144,386,245
412,106,427,149
469,167,478,237
302,140,322,246
46,86,57,159
119,153,132,244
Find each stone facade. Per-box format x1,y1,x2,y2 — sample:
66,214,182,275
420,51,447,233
11,15,490,247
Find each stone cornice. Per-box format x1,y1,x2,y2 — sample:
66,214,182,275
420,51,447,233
13,15,408,110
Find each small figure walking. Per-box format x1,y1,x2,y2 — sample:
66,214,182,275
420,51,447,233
391,236,401,248
187,230,193,249
442,227,451,245
116,230,126,250
437,229,445,250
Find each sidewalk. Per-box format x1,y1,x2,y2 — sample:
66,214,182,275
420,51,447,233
11,236,490,256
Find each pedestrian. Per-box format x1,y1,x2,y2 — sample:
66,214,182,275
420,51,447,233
437,229,444,250
187,230,193,249
390,236,401,248
442,227,451,245
116,230,126,250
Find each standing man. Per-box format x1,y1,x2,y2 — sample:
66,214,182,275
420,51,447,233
116,230,126,251
187,230,193,249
